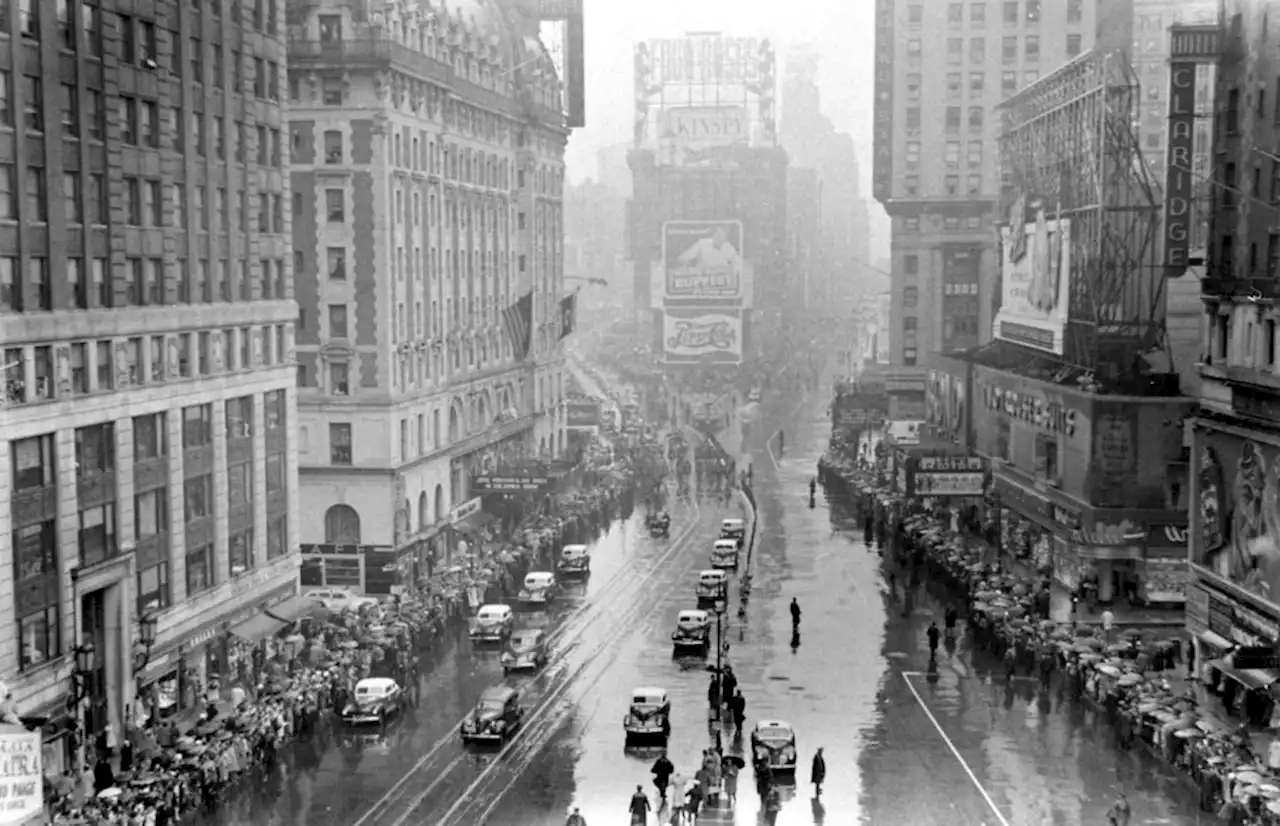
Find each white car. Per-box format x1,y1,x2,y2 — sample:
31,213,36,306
623,687,671,743
518,572,559,605
470,604,515,643
307,589,379,614
696,569,730,604
711,538,740,569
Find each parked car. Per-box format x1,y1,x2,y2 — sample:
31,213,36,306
518,572,559,606
720,518,746,542
558,544,591,576
500,628,549,673
696,569,730,605
307,589,379,614
460,686,524,743
341,677,403,725
470,604,515,643
623,687,671,745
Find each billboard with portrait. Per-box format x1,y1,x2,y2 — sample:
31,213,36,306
662,309,743,364
661,221,747,303
1192,434,1280,615
995,210,1072,355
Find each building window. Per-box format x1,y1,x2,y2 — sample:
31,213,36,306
17,605,59,671
228,528,253,576
186,544,212,595
137,562,170,613
184,474,213,522
11,434,55,491
265,453,285,493
134,413,167,461
69,343,87,394
94,340,111,386
904,255,919,276
324,130,343,163
227,461,252,506
329,362,349,395
325,189,344,222
903,286,919,308
75,422,115,477
0,165,15,219
134,488,168,538
327,247,346,280
1002,36,1017,62
1002,71,1017,96
267,515,287,560
182,403,213,448
969,107,984,129
1024,35,1040,61
328,304,348,338
78,503,117,566
330,423,353,465
264,389,285,430
1066,33,1082,57
225,395,253,439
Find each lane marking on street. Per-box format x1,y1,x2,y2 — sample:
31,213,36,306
900,671,1013,826
370,502,711,826
353,477,702,826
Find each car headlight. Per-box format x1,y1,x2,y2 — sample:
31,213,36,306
781,747,796,761
625,715,634,725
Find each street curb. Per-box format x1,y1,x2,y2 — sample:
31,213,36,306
739,485,759,574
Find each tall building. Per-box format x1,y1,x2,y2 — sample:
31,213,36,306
0,0,299,771
873,0,1097,419
785,167,822,313
1189,6,1280,677
287,0,569,586
565,173,627,314
780,48,870,313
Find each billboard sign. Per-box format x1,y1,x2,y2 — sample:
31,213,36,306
661,221,746,301
471,474,552,493
913,471,985,497
565,400,601,428
662,309,743,364
648,36,764,85
658,106,750,168
995,210,1071,355
925,368,968,443
1164,24,1221,276
872,0,895,203
0,726,41,824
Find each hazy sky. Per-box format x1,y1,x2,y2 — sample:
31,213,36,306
564,0,877,198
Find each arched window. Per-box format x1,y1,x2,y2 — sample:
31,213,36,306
434,484,445,521
477,394,488,426
324,505,361,544
448,404,461,441
418,492,429,530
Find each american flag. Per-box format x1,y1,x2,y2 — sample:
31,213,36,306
502,292,533,360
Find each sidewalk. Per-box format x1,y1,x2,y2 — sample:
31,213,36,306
971,539,1186,628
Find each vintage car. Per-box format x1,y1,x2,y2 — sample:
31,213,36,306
469,604,515,643
557,544,591,576
720,518,746,542
500,628,548,673
751,720,798,773
460,686,524,744
623,687,671,744
671,609,711,653
518,572,558,605
710,538,740,569
696,569,730,604
341,677,403,725
647,513,671,539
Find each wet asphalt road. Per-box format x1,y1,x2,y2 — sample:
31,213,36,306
196,367,1214,826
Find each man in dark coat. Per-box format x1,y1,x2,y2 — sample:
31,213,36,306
810,747,827,796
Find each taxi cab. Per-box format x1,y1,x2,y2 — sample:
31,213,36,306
623,687,671,744
696,569,730,604
720,518,746,542
711,538,740,569
671,609,711,653
557,544,591,576
469,604,514,643
518,571,559,605
500,628,548,673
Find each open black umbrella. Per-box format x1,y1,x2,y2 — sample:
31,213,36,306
721,753,747,769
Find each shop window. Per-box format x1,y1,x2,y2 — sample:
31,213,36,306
1034,434,1060,484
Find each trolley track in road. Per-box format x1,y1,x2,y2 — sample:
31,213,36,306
427,502,732,826
353,496,708,826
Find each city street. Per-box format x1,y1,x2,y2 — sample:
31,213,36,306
188,380,1215,826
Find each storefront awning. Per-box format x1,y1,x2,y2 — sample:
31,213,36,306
265,595,319,624
452,511,496,536
1197,629,1234,651
1208,659,1280,691
228,613,287,642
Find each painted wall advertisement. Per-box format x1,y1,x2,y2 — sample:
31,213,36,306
1193,435,1280,615
995,208,1071,355
0,726,42,824
659,221,749,304
658,106,750,168
872,0,894,202
662,309,743,364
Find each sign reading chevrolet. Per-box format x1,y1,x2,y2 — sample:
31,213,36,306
472,475,552,493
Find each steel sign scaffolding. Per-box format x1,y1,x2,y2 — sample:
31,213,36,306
997,50,1163,374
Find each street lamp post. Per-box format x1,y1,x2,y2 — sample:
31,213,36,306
132,612,159,675
712,596,727,721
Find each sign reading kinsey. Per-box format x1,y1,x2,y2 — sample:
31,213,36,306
982,384,1077,437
